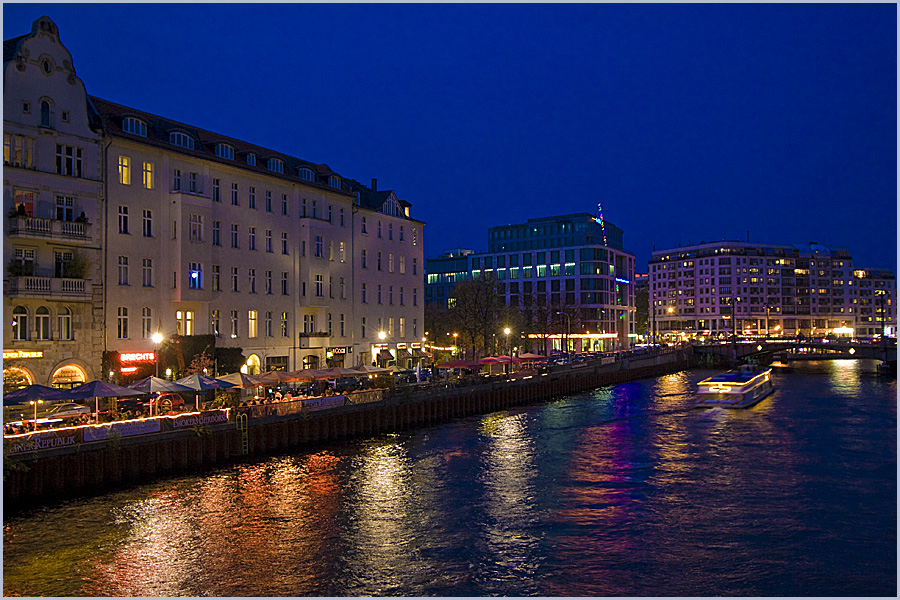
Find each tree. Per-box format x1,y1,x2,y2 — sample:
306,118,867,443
449,274,506,359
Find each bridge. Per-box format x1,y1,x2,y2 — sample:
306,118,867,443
693,339,897,364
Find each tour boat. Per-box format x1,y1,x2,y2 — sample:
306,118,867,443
696,364,774,408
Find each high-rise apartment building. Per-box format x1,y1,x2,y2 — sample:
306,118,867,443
3,16,425,390
649,241,896,340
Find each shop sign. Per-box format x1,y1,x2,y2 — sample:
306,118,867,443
396,343,408,349
7,428,80,454
3,350,43,360
410,343,422,349
170,410,229,429
374,343,389,350
328,347,348,354
120,352,155,363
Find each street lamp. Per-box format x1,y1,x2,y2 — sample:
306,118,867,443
453,332,459,358
503,327,511,374
29,399,43,428
151,332,163,377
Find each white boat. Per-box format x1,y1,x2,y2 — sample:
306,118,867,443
696,364,774,408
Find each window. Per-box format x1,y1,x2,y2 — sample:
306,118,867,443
282,194,289,216
267,158,284,173
122,117,147,137
215,143,234,160
281,272,289,295
189,262,202,289
400,287,404,305
378,284,383,304
340,277,346,299
211,310,220,337
40,100,52,127
12,307,28,341
231,224,239,248
413,227,418,246
340,242,346,263
144,163,155,189
361,283,367,303
231,183,238,205
138,210,153,239
299,167,315,181
265,230,273,253
13,190,34,217
399,317,405,339
249,268,256,293
413,287,418,306
378,221,383,238
231,267,239,292
264,311,273,337
328,205,333,223
329,241,334,261
400,225,404,241
340,208,345,226
118,156,131,185
22,102,30,113
212,221,221,246
118,256,129,285
248,310,258,338
389,223,393,240
118,206,129,234
282,232,289,255
327,313,333,337
55,144,82,177
377,252,383,271
266,191,272,212
169,132,195,149
249,227,257,250
302,198,308,217
142,258,153,287
175,310,194,336
246,153,256,166
35,307,50,340
361,217,368,234
117,307,129,339
189,172,198,193
389,286,394,305
361,317,366,339
4,134,34,168
173,169,181,190
265,271,272,294
58,307,73,341
315,236,323,258
361,249,368,269
56,195,74,221
189,214,203,242
329,175,341,188
389,253,394,273
212,265,220,291
212,178,220,202
230,310,239,338
399,256,406,274
314,274,324,297
248,186,256,209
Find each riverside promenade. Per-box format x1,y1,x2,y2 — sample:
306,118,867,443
4,347,694,509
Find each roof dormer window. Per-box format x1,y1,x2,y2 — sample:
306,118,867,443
169,131,195,150
267,158,283,173
246,153,256,166
122,117,147,137
215,143,234,160
328,175,341,189
299,167,315,182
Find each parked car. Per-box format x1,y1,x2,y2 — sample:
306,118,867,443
42,402,91,421
144,392,186,412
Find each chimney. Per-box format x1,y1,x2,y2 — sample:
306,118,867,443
371,178,377,191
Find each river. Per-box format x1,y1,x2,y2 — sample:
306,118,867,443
3,359,896,596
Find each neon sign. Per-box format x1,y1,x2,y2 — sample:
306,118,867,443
120,352,155,363
3,350,43,359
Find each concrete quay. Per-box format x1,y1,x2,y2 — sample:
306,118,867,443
4,347,694,509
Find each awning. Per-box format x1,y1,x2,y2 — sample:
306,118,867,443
378,350,394,359
396,349,414,358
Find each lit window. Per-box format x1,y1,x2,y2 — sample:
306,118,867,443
142,162,154,189
122,117,147,137
4,134,34,168
169,131,195,149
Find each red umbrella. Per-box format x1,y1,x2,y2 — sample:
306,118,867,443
478,357,501,364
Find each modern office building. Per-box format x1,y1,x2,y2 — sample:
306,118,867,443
3,16,425,391
649,240,896,340
426,212,636,352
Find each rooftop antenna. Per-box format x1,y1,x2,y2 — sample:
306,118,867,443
592,202,608,246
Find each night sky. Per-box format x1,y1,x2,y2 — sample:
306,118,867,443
4,3,896,270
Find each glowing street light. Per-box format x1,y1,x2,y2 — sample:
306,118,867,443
29,399,43,427
151,332,163,377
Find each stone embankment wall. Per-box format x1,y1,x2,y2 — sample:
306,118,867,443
4,349,694,509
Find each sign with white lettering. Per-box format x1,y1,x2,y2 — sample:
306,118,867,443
3,350,43,360
120,352,155,363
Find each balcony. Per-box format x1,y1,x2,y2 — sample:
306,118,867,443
298,331,329,349
7,216,92,242
6,276,92,300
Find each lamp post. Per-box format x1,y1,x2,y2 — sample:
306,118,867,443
503,327,511,374
29,399,43,429
453,332,458,359
377,330,387,367
152,332,163,378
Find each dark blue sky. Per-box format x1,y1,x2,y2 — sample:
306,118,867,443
5,3,896,270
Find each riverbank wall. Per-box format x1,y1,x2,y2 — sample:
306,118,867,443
4,348,695,509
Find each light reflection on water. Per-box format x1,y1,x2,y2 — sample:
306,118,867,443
3,360,895,597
